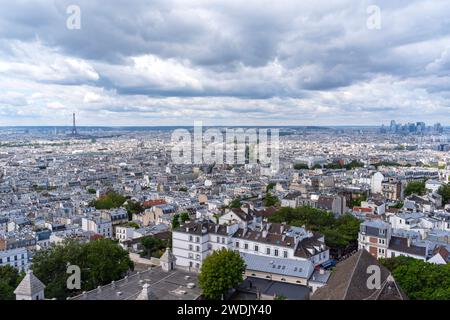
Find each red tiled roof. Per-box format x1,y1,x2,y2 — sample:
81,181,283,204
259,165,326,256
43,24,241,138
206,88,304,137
432,246,450,261
353,207,373,213
143,199,167,208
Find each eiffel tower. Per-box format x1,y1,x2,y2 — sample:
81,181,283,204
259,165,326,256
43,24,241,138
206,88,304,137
72,112,77,136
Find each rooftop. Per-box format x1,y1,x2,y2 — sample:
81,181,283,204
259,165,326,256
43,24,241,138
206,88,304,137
70,267,201,300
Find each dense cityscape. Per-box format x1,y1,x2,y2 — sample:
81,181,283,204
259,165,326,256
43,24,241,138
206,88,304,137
1,1,450,313
0,119,449,301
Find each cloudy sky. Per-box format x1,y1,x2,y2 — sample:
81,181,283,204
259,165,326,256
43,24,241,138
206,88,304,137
0,0,449,126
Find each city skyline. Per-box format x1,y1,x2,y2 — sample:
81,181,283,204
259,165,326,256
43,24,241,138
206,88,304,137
1,1,450,126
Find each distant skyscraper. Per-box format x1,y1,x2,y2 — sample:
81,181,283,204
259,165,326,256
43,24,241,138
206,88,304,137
72,113,77,136
390,120,396,133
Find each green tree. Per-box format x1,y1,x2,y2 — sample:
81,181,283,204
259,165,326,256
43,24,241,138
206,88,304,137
172,213,180,229
0,265,25,300
380,256,450,300
199,249,246,299
229,197,242,209
180,212,190,223
344,160,364,170
89,191,126,210
87,188,96,194
82,239,134,289
391,201,404,209
140,236,167,258
437,183,450,205
31,239,133,300
125,221,140,229
404,181,426,196
263,193,279,207
266,183,276,192
350,194,367,207
293,163,309,170
124,200,144,220
268,206,361,251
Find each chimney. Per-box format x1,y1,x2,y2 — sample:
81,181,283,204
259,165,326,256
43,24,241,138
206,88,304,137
319,268,325,275
280,223,285,234
407,237,411,247
262,230,268,238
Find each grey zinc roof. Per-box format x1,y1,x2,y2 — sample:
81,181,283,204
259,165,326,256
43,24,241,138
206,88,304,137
240,252,314,279
135,283,159,300
70,267,201,300
14,270,46,296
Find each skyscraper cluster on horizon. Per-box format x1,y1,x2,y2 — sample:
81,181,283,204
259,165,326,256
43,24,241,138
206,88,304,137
380,120,444,134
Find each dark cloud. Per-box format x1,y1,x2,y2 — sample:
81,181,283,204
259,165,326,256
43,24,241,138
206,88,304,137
0,0,449,125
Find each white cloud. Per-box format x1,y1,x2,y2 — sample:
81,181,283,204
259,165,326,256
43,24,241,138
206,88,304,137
0,0,449,125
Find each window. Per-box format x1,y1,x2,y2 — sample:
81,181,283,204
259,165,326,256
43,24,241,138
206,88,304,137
196,246,200,252
274,249,279,257
216,236,220,243
221,237,225,244
196,237,200,243
189,244,193,251
266,248,271,255
283,251,288,258
189,235,193,242
235,242,239,248
244,243,248,250
254,245,259,252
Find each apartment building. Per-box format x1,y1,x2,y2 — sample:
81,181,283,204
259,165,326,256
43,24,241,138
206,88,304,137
172,221,238,271
358,219,430,261
0,247,29,272
81,216,112,238
358,220,391,258
172,220,330,273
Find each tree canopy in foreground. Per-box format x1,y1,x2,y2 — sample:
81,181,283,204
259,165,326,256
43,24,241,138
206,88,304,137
199,248,246,300
380,256,450,300
0,265,25,300
31,238,134,300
